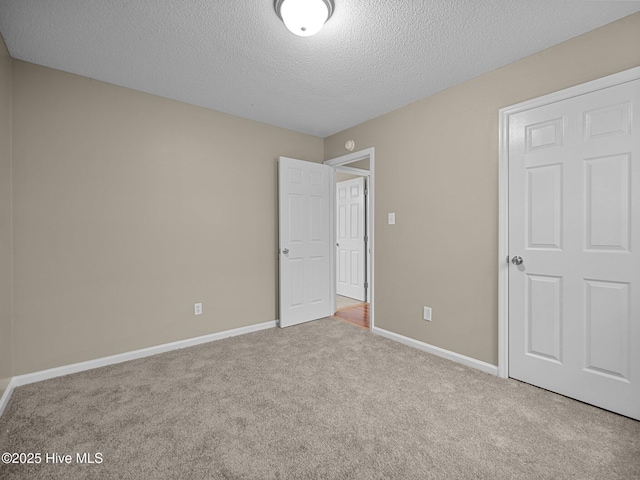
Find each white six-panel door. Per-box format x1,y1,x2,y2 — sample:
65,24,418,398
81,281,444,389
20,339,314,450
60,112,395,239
336,177,366,301
508,79,640,420
278,157,333,327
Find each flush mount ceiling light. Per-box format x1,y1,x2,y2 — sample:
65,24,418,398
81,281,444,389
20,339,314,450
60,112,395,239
274,0,335,37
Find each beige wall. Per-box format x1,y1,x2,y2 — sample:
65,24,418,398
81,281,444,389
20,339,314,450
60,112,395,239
325,13,640,365
336,172,360,182
11,61,323,375
4,12,639,378
0,35,12,395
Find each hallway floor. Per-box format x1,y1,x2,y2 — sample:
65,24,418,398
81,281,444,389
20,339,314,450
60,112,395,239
335,296,369,329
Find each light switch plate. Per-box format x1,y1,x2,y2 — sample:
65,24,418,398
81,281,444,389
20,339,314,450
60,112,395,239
423,306,432,321
388,212,395,225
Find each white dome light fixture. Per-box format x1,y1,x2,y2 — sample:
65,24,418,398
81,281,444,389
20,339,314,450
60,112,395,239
274,0,335,37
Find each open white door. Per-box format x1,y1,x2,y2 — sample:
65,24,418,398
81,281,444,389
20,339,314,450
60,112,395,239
508,78,640,420
336,177,366,301
278,157,333,327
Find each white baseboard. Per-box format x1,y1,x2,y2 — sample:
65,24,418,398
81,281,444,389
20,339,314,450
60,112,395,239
372,326,499,376
0,320,277,417
0,377,17,418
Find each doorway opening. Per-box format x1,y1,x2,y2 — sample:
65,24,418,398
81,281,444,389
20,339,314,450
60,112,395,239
325,148,374,331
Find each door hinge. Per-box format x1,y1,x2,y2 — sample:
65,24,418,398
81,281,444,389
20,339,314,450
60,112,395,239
364,235,369,242
364,282,369,289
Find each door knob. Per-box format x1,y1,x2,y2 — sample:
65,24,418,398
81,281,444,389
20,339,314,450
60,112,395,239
511,256,523,265
282,248,289,255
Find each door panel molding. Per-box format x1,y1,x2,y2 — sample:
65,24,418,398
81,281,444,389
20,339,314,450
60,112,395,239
498,66,640,382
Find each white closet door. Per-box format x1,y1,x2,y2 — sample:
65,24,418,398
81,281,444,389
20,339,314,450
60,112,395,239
508,79,640,420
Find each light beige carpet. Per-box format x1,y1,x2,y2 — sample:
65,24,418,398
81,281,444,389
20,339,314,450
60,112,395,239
0,318,638,479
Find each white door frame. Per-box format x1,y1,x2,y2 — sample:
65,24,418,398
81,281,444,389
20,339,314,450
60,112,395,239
325,147,375,330
498,66,640,379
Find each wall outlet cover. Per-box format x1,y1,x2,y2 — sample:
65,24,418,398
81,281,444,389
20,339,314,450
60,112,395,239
195,303,203,315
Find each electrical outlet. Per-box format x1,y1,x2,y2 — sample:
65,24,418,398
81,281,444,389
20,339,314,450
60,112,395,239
194,303,202,315
423,306,432,322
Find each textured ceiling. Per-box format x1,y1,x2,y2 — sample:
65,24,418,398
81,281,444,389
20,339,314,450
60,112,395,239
0,1,639,137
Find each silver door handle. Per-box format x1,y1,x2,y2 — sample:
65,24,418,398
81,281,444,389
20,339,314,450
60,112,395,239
511,256,523,265
282,248,289,255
